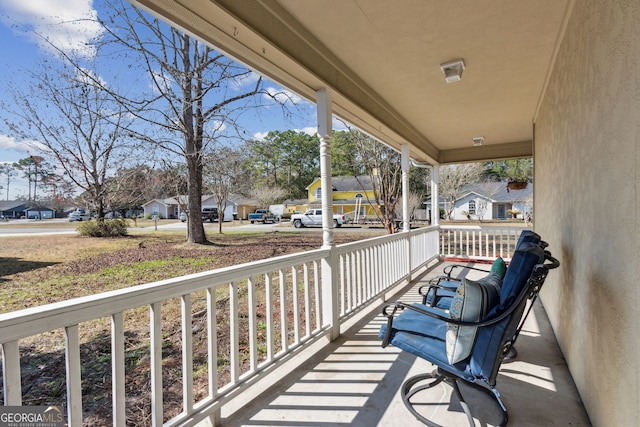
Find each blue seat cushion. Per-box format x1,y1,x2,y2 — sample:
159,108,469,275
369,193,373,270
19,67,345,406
379,303,475,381
424,286,456,309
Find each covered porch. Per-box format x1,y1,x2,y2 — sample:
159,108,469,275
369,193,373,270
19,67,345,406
124,1,638,424
2,0,638,425
1,227,588,426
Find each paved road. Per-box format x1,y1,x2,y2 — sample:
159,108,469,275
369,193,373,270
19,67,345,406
0,219,376,236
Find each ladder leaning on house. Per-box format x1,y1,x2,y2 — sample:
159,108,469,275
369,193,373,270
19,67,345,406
354,196,362,224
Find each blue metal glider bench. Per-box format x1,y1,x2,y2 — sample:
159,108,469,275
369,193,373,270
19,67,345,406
379,240,559,426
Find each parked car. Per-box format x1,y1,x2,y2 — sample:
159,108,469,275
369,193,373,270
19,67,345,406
180,212,187,222
248,209,279,224
201,207,218,222
290,209,349,228
104,211,122,219
68,210,91,222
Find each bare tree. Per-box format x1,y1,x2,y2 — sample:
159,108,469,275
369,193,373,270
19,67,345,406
5,61,136,218
203,146,245,234
250,186,288,210
96,0,289,244
473,180,502,222
439,163,485,220
349,129,402,234
394,191,423,224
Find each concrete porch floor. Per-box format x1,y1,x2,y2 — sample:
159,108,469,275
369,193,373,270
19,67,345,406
220,261,591,427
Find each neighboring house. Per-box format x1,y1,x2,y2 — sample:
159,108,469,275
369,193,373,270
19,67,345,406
25,205,56,220
438,181,533,221
142,197,185,219
143,194,257,221
230,194,260,221
306,176,381,221
0,201,28,219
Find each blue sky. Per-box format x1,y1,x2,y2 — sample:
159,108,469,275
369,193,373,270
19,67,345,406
0,0,334,200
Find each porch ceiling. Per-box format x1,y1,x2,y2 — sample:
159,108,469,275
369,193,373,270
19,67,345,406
130,0,572,165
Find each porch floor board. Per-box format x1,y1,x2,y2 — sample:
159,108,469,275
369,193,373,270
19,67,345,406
220,261,591,427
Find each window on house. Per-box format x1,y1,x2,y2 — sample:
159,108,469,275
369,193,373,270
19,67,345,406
468,200,476,215
315,187,322,200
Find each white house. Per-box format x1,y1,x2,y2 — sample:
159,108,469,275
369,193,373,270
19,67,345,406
142,194,252,221
441,181,533,221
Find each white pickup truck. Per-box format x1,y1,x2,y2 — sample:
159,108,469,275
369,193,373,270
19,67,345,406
291,209,349,228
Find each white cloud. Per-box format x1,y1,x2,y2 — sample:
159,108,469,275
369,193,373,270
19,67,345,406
76,66,107,88
296,126,317,136
251,131,269,141
0,0,104,58
0,134,40,153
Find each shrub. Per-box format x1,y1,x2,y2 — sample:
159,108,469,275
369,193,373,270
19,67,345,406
77,218,129,237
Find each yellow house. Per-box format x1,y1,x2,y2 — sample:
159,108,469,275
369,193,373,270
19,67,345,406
306,175,382,221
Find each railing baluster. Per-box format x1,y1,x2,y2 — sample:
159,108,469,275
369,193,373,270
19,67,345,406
338,255,345,316
303,263,311,338
229,282,239,382
265,274,274,361
111,312,126,426
472,230,477,257
279,269,288,353
150,302,163,426
181,294,193,414
313,260,321,330
465,230,470,256
292,266,300,343
349,252,358,312
206,287,218,395
247,278,257,371
2,340,21,405
65,325,82,426
368,247,374,298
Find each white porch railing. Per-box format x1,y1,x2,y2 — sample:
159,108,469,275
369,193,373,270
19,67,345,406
439,225,531,261
0,225,524,426
1,226,440,427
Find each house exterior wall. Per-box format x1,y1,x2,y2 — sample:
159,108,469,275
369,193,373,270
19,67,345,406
535,0,640,425
143,201,170,219
307,178,379,217
451,194,492,220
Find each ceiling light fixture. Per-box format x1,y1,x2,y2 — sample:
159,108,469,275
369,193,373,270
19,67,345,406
440,59,465,83
472,136,484,146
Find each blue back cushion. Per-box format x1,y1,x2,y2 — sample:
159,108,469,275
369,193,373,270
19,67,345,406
499,243,545,305
515,230,540,250
469,243,545,379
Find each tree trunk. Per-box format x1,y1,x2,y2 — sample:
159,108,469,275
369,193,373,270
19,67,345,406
186,162,206,243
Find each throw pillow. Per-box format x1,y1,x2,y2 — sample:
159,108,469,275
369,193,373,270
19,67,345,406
446,275,501,364
490,257,507,279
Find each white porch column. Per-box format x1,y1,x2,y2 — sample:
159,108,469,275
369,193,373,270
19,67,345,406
317,88,339,340
431,165,439,226
401,144,410,232
317,88,334,248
